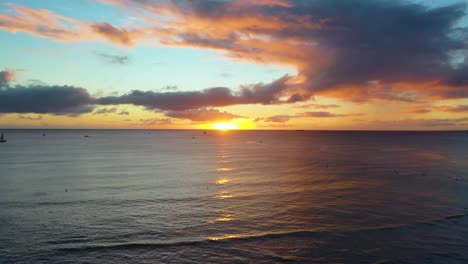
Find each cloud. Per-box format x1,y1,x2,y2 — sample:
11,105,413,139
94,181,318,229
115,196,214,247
0,85,94,116
139,118,171,126
0,4,145,46
161,85,178,91
27,79,48,86
2,0,468,118
256,111,363,123
97,74,295,111
118,110,130,115
436,104,468,112
261,115,293,123
93,0,468,102
95,52,130,65
97,87,237,111
0,70,16,87
4,1,466,101
405,104,468,113
18,115,42,120
3,1,468,104
0,75,292,115
89,22,139,46
0,4,82,41
294,103,341,109
354,117,468,129
165,108,242,122
298,111,363,118
93,107,117,115
406,107,432,114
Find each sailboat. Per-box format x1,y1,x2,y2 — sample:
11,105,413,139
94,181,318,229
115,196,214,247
0,132,6,143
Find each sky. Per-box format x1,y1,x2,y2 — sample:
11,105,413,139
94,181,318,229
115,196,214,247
1,0,468,130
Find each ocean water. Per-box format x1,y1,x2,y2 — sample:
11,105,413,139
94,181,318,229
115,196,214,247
0,130,467,263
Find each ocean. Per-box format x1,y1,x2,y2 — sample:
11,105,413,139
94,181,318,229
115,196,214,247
0,130,467,263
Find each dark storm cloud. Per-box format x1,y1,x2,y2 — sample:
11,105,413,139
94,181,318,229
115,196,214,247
0,85,94,115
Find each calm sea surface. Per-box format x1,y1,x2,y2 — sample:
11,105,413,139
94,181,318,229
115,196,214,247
0,130,467,263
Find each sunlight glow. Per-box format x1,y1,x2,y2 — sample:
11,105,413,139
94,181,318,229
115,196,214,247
212,122,239,130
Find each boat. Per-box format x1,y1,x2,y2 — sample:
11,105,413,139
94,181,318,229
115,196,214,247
0,132,6,143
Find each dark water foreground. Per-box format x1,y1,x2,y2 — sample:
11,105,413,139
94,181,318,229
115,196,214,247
0,130,467,263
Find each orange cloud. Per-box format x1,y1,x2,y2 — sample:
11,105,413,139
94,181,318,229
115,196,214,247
0,69,16,86
165,108,243,122
435,105,468,113
406,106,432,114
1,0,468,117
0,4,150,46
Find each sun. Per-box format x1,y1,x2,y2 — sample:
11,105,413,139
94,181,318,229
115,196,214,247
212,122,239,130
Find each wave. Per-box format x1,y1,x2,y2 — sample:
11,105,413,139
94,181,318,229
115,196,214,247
54,212,468,253
57,240,210,252
445,214,467,220
1,196,212,209
55,229,328,253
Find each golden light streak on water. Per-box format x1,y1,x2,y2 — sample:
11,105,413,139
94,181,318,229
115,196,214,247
216,178,231,185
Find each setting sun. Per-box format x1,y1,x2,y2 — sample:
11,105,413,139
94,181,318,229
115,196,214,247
212,122,239,130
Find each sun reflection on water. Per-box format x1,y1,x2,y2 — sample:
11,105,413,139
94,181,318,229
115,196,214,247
208,215,234,224
216,167,234,172
216,193,233,199
216,178,231,185
208,234,240,241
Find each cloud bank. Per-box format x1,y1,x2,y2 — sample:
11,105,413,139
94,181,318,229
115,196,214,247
0,84,94,116
1,0,468,127
2,0,467,104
